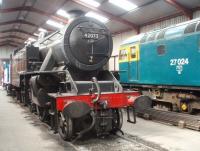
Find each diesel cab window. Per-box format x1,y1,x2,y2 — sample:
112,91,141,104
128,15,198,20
119,49,128,61
130,46,136,59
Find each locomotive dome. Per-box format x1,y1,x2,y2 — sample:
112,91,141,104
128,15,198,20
62,16,113,71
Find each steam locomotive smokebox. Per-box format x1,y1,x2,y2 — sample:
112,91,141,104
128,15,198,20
62,17,113,71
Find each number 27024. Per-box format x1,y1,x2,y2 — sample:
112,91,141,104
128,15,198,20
170,58,189,66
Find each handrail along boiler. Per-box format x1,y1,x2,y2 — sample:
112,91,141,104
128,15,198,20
10,16,140,141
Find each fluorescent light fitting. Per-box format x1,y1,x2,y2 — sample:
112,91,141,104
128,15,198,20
85,12,108,23
38,28,47,32
56,9,70,18
28,37,36,42
46,20,64,28
109,0,138,11
34,33,39,36
0,0,2,5
80,0,100,7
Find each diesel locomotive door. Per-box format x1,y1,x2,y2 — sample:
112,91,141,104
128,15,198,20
128,44,140,82
119,47,129,83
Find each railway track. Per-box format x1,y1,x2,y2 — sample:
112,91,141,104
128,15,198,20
136,108,200,131
12,99,166,151
73,132,167,151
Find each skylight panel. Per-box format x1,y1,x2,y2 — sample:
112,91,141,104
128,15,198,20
56,9,70,18
80,0,100,7
46,20,64,28
38,28,47,32
85,11,109,23
33,33,39,36
109,0,138,11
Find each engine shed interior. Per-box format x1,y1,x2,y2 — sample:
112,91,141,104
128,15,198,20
0,0,200,151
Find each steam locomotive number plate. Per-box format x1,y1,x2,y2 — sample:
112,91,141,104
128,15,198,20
84,33,99,39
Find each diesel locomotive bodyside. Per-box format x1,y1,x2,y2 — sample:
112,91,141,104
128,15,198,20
119,19,200,113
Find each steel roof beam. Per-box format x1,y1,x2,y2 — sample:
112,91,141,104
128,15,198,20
71,0,139,33
141,7,199,27
0,6,68,24
165,0,193,19
113,12,183,35
0,38,24,42
142,5,200,26
0,40,23,45
0,43,18,47
0,29,37,37
0,20,38,27
0,35,26,41
141,12,183,27
0,43,20,47
0,20,53,31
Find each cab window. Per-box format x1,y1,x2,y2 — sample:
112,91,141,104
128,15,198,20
119,49,128,61
130,46,136,59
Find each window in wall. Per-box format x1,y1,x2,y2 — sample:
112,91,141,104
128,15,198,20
157,45,166,55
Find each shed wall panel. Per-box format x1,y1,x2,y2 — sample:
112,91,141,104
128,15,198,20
193,11,200,18
0,46,14,60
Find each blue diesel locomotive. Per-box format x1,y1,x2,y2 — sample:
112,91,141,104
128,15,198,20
119,19,200,113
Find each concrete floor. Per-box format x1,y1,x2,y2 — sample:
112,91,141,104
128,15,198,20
0,87,76,151
122,114,200,151
0,86,200,151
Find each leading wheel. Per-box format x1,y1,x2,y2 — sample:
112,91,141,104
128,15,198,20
58,112,74,141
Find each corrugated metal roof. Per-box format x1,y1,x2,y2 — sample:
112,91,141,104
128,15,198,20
0,0,199,48
125,1,178,25
176,0,200,9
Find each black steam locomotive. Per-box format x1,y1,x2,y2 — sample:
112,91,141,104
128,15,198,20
9,16,140,141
